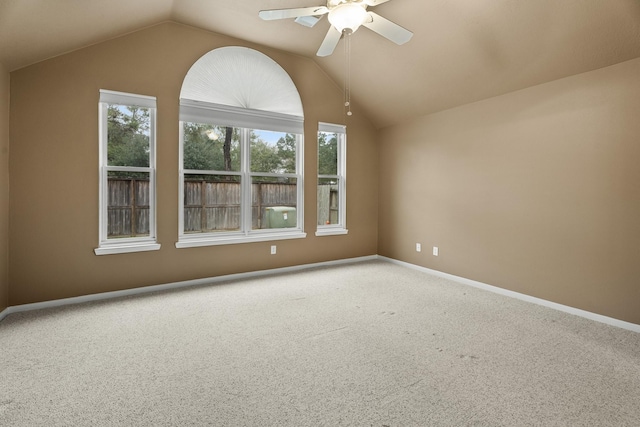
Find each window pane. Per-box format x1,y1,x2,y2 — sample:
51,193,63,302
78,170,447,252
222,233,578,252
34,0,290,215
107,171,150,237
183,123,240,172
184,174,241,233
107,104,150,167
251,130,297,173
252,176,297,229
317,178,340,225
318,131,338,175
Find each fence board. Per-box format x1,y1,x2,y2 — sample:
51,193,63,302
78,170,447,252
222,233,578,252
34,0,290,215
186,181,297,232
317,184,338,225
108,179,316,236
107,178,150,237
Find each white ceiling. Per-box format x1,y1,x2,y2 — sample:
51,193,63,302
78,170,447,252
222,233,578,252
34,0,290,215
1,0,639,128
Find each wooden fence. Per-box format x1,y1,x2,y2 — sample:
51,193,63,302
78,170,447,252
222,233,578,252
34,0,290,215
108,178,337,237
184,180,300,231
317,184,339,225
108,178,150,237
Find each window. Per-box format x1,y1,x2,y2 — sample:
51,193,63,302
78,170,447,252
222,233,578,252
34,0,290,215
95,90,160,255
176,47,305,248
316,123,347,236
177,111,305,247
178,112,304,247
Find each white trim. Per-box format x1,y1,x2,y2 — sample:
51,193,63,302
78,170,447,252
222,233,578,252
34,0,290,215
148,107,158,241
2,255,639,334
178,123,185,237
317,124,347,231
96,90,159,253
315,228,348,236
319,122,346,134
379,256,640,334
180,100,304,134
99,89,156,108
177,122,305,247
98,102,107,245
295,132,305,234
176,231,307,248
0,255,378,322
241,128,252,233
94,241,161,256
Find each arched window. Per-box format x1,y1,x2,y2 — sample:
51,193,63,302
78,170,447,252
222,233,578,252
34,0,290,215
176,47,306,248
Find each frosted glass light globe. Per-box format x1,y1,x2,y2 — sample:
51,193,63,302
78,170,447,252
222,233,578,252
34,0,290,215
328,3,368,33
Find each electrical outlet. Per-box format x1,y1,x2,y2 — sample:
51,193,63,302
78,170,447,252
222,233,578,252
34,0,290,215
433,246,439,256
416,243,421,252
270,245,277,255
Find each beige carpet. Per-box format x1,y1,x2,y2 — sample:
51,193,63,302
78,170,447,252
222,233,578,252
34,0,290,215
1,260,639,426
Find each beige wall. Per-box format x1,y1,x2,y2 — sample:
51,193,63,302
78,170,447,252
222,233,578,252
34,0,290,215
8,22,378,305
379,57,640,324
0,62,8,312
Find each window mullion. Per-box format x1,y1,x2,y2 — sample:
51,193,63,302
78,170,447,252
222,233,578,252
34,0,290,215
106,166,152,173
98,102,108,244
183,169,242,176
340,133,347,228
241,128,252,234
296,133,304,231
149,108,157,240
178,121,185,237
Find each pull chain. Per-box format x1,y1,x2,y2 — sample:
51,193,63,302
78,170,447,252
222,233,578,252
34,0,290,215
344,28,353,117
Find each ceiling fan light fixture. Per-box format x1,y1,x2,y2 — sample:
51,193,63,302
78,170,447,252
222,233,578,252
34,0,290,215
328,3,368,33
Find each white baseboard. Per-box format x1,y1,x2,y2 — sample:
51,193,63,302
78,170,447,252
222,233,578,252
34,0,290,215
0,255,378,322
379,256,640,334
2,254,639,335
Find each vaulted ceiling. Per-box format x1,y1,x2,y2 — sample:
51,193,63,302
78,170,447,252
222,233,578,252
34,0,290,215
1,0,639,128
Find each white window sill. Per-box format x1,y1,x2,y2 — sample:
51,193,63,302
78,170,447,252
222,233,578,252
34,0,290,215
94,241,161,255
176,231,307,248
315,228,349,237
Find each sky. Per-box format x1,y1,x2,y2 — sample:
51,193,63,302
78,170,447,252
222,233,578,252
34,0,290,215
254,129,284,145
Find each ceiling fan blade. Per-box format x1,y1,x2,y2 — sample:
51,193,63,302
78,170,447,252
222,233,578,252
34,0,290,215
362,11,413,45
259,6,329,21
363,0,391,6
317,26,342,57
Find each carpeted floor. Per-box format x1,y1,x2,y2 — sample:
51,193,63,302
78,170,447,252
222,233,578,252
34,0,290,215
1,260,639,426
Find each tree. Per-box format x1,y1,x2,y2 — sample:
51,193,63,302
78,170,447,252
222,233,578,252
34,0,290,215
250,138,281,173
107,105,150,168
182,125,294,178
276,133,297,173
318,132,338,175
223,126,233,172
183,123,240,174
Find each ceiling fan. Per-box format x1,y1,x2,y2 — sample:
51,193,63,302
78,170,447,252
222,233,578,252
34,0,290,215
259,0,413,57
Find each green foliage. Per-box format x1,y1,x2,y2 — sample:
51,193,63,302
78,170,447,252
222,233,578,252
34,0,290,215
276,133,297,173
107,105,150,168
250,138,283,173
318,131,338,175
183,124,240,172
183,124,298,175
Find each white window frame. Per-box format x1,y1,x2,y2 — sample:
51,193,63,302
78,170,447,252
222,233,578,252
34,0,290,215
176,101,306,248
94,90,160,255
316,122,348,236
